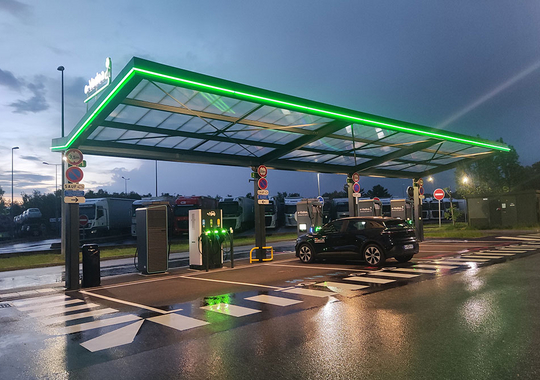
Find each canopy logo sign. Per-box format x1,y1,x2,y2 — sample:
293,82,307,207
84,57,112,103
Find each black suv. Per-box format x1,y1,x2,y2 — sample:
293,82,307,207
295,217,419,267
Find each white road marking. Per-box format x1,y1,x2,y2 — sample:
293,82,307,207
500,246,536,250
58,314,142,335
81,320,144,352
29,303,101,318
43,308,119,325
314,281,368,291
201,303,261,317
440,257,490,262
12,294,68,307
496,236,540,241
80,290,169,315
413,264,460,270
245,295,303,306
389,268,437,274
178,276,281,290
461,255,504,259
344,276,395,284
265,263,367,272
369,271,419,278
17,298,84,312
474,251,516,256
148,313,209,331
280,288,336,298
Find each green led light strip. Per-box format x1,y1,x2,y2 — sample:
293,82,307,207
51,65,511,152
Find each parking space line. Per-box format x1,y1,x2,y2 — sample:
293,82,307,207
80,290,169,315
178,275,282,290
245,295,303,306
265,263,368,271
501,246,537,250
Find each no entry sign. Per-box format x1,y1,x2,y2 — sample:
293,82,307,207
79,214,89,226
433,188,445,201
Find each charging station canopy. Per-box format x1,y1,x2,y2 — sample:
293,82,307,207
51,57,510,177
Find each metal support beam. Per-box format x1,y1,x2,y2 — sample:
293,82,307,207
63,202,80,290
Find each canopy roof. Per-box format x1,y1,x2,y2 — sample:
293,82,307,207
52,57,509,178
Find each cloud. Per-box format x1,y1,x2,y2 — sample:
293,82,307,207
0,0,31,19
0,68,22,90
20,155,42,162
9,80,49,114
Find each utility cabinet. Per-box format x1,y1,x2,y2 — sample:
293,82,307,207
136,204,168,274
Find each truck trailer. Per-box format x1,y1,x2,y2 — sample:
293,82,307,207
79,198,135,236
219,196,254,231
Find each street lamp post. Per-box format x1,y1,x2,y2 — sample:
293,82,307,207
122,176,130,195
11,147,19,233
43,162,61,236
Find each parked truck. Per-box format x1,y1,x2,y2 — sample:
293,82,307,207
219,196,254,231
284,197,302,227
79,198,135,236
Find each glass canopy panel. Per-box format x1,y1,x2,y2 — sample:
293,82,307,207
289,153,339,163
356,145,400,156
90,127,127,141
171,137,205,150
398,151,440,162
129,81,170,104
156,136,190,148
376,160,404,167
400,164,437,172
106,104,127,121
436,141,490,156
429,157,462,165
116,130,155,145
324,155,370,166
281,149,319,160
378,133,432,146
137,134,168,147
160,86,199,107
137,109,174,128
158,113,196,130
305,137,365,152
108,105,149,124
376,163,414,171
334,124,394,142
179,117,218,134
184,92,217,112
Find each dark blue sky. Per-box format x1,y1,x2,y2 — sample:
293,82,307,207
1,1,538,200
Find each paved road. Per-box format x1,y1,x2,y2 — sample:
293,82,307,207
1,234,539,379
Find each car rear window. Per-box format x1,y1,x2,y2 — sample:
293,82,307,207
383,220,410,228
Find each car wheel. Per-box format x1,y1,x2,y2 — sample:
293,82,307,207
298,243,315,263
395,254,414,263
363,244,385,267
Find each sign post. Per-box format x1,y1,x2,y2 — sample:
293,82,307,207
433,188,445,227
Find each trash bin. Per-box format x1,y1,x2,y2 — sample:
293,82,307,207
82,244,100,288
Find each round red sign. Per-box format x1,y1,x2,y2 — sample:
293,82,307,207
257,165,268,178
433,188,445,201
79,214,89,226
258,177,268,190
352,172,360,183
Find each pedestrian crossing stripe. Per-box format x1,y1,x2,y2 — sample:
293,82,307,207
501,246,537,250
414,264,460,270
58,314,142,335
461,255,504,259
44,308,119,325
475,251,516,256
201,303,262,317
148,313,209,332
314,281,368,291
345,276,395,284
245,294,303,306
17,298,84,312
369,271,419,279
29,302,101,318
280,287,336,298
441,257,490,262
12,294,68,307
388,267,437,274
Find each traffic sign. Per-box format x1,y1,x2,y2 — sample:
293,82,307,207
258,199,269,205
433,188,445,201
258,177,268,190
257,194,269,200
353,193,362,197
64,196,86,204
79,214,89,226
352,182,361,193
65,166,84,183
64,183,85,190
417,178,424,187
65,149,84,166
317,195,324,205
352,172,360,183
257,165,268,178
419,186,424,195
65,190,84,197
257,189,269,195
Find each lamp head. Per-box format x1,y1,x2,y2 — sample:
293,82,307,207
57,66,64,71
